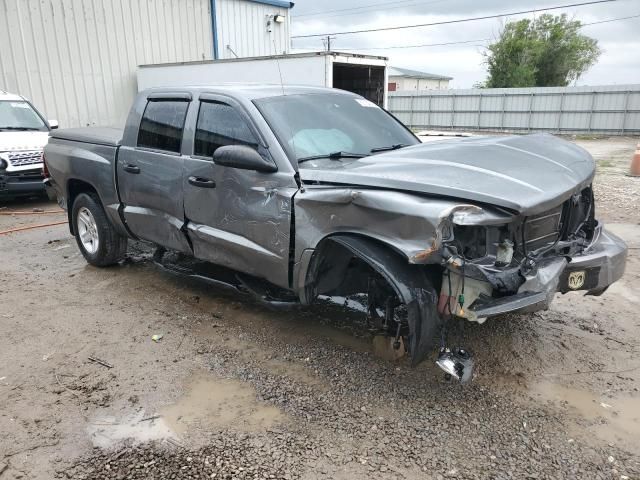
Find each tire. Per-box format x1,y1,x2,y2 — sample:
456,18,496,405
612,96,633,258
72,192,127,266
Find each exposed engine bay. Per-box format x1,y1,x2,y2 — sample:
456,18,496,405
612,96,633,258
438,186,597,324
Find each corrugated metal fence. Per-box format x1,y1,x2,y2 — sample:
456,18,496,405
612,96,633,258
0,0,213,128
389,85,640,135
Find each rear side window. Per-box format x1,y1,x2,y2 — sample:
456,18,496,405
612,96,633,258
194,101,257,158
137,100,189,153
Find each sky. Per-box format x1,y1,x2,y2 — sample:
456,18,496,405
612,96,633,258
288,0,640,88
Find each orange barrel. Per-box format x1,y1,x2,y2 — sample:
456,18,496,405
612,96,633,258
630,145,640,177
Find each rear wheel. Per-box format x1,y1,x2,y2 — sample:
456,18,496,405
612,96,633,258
72,192,127,266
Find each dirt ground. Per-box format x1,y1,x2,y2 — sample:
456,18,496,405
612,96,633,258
1,136,639,479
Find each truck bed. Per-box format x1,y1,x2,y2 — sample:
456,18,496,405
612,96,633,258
45,127,128,236
50,127,122,146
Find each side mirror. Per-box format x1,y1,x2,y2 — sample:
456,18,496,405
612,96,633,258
48,119,59,130
213,145,277,173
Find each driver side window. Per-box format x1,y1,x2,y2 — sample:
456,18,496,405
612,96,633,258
194,101,257,158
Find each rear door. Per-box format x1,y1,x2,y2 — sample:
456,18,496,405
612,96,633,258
117,94,192,253
183,94,297,289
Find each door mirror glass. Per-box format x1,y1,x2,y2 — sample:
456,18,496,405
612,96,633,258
213,145,277,173
48,119,59,129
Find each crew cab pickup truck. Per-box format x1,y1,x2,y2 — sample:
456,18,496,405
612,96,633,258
44,85,627,378
1,90,58,198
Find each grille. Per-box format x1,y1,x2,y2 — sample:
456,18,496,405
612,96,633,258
523,205,563,251
7,150,43,167
522,187,594,254
6,168,43,180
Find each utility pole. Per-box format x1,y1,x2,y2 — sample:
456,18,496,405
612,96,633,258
323,35,336,52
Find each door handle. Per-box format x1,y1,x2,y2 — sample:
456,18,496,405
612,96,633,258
188,176,216,188
123,164,140,174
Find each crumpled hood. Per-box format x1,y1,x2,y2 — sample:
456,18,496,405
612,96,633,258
299,133,595,216
0,131,49,151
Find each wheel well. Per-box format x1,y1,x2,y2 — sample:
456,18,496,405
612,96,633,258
66,179,99,235
306,235,385,299
305,233,443,365
306,234,441,300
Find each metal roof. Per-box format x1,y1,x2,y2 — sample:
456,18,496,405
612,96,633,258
247,0,294,8
0,90,23,101
388,67,452,81
140,84,355,101
139,51,388,68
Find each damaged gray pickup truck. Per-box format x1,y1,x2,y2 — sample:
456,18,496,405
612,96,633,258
44,85,627,380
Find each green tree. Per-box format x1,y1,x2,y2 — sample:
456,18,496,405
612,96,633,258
483,14,601,88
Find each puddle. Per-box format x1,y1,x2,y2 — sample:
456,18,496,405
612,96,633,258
87,411,175,448
161,373,285,434
372,335,406,362
529,381,640,452
88,373,286,447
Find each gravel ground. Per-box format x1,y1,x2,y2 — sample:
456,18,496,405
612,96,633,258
574,137,640,224
63,314,640,480
1,136,639,480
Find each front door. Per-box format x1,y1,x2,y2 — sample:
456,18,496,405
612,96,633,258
116,97,192,253
183,95,297,289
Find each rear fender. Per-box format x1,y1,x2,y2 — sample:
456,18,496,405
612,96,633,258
308,235,441,365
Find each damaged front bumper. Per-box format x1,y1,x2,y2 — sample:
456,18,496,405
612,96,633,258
466,225,627,319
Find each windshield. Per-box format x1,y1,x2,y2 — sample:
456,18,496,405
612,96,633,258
0,100,48,131
254,93,418,164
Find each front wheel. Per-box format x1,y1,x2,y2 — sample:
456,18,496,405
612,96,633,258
72,192,127,266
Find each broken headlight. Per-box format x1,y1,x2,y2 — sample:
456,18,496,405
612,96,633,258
451,225,487,259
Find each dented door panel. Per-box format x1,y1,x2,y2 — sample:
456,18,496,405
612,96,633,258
183,156,296,289
117,146,192,253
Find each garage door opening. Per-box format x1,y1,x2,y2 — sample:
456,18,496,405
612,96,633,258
333,63,386,107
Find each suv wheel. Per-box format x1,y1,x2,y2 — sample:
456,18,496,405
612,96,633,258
72,192,127,266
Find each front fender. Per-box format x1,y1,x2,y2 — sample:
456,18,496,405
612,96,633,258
293,186,513,267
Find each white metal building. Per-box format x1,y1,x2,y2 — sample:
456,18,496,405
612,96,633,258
388,67,452,91
215,0,291,59
0,0,294,128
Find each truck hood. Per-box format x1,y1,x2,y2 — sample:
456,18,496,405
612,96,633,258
299,134,595,216
0,131,49,151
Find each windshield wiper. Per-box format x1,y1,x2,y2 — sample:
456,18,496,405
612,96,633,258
298,151,367,164
370,143,408,153
0,126,42,131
